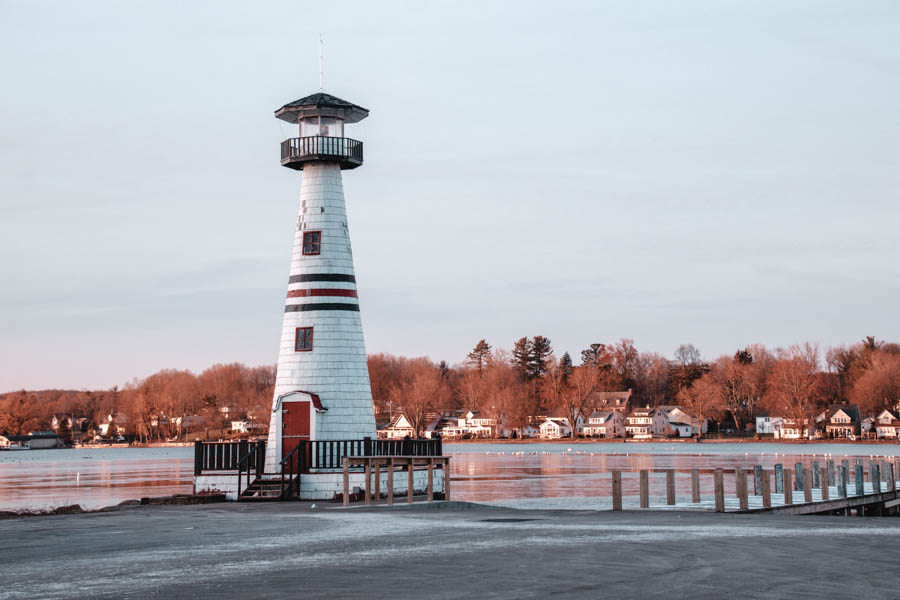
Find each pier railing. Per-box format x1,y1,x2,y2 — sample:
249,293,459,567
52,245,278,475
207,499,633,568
195,437,442,475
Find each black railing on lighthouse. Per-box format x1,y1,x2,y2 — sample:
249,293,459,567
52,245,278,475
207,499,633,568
280,136,364,166
195,437,442,475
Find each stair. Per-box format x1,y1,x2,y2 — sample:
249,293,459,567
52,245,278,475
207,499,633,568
239,475,299,502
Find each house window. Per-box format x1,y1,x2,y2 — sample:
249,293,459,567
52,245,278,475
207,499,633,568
294,327,314,352
302,231,321,255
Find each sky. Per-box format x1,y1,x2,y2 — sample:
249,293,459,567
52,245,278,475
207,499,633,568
1,0,899,392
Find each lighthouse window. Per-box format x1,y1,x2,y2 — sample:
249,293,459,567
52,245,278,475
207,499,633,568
302,231,321,255
295,327,314,352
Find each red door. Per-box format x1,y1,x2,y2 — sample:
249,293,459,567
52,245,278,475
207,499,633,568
282,400,310,473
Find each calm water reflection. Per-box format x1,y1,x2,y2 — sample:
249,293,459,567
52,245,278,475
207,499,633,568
2,442,899,511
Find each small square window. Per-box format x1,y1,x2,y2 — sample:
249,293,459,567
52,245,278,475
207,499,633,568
302,231,321,255
295,327,313,352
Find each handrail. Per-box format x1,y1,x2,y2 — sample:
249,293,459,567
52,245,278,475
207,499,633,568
280,136,364,163
279,441,305,499
236,440,265,497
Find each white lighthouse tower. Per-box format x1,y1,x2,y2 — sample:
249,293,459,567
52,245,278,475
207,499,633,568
263,92,376,473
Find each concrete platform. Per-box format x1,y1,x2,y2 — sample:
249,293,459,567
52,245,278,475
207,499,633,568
2,502,900,599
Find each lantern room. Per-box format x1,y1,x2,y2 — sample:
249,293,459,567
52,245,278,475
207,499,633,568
275,92,368,170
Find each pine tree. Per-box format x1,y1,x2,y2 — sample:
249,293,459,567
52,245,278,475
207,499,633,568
531,336,553,379
581,343,608,367
465,340,492,374
57,417,73,446
559,352,574,383
512,337,533,380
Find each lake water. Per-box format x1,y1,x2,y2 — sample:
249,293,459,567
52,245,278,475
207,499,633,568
3,442,900,511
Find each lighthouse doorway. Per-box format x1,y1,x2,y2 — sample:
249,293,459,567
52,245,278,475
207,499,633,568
282,400,310,471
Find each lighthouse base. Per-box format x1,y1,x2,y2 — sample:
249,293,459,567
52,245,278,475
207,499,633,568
194,469,443,502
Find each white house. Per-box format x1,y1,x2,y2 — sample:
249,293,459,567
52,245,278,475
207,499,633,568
230,420,266,435
755,415,782,435
519,424,540,439
875,409,900,439
539,415,584,439
0,435,9,448
660,406,705,436
776,417,814,440
583,411,624,438
626,407,666,439
377,413,415,439
439,411,496,439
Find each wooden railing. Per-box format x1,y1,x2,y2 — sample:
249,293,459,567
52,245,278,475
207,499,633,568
194,440,261,474
195,438,442,474
236,441,266,496
280,136,363,164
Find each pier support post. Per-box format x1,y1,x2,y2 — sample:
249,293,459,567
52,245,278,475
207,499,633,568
812,461,820,488
612,470,622,511
775,464,783,494
407,458,414,504
639,470,649,509
736,469,748,510
443,458,451,501
761,470,772,508
827,460,835,486
839,466,848,498
795,462,803,491
364,459,371,505
854,464,864,497
374,461,381,500
343,457,350,507
754,466,762,496
691,469,700,503
803,468,813,503
821,467,829,500
666,469,676,505
387,458,394,505
783,468,793,505
427,458,434,502
714,469,725,512
887,462,896,496
872,463,881,494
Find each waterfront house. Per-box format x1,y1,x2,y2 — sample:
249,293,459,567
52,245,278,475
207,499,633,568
376,413,415,439
438,410,497,439
819,404,861,439
660,406,706,436
230,420,266,435
776,417,814,439
587,389,634,413
582,411,624,438
874,409,900,439
625,407,666,439
755,415,782,436
0,435,9,448
539,417,572,439
519,423,540,438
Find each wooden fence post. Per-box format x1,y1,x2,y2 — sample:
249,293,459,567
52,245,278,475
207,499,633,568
407,458,414,504
666,469,676,506
803,468,813,503
774,464,783,494
343,457,350,507
795,462,803,491
374,461,381,501
691,469,701,503
754,466,763,496
783,468,793,505
387,458,394,505
736,468,748,510
364,459,371,505
821,467,829,500
812,461,820,488
714,469,725,513
443,458,451,501
612,470,622,511
761,470,771,508
639,470,649,508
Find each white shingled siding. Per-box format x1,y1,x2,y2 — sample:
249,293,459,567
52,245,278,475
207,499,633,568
265,162,376,473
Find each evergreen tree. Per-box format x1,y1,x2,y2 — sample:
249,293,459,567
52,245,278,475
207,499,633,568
512,337,533,380
57,417,73,446
559,352,574,383
531,336,553,379
581,343,608,367
734,348,753,365
437,360,450,378
465,340,492,374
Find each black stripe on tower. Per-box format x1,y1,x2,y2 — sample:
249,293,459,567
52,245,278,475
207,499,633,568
284,303,360,313
289,274,356,284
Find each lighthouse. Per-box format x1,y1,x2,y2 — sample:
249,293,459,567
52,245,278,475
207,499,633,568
263,91,376,473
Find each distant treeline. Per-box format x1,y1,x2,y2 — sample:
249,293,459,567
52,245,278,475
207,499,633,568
2,336,898,440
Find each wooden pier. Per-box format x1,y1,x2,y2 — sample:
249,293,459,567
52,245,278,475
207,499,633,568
341,456,451,507
604,458,900,516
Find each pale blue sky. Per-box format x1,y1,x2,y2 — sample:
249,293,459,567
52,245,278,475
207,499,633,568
2,0,899,391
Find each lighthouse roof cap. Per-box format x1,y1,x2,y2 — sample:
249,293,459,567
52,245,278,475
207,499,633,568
275,92,369,124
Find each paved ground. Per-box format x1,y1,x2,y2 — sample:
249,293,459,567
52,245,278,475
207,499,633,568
2,501,900,599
